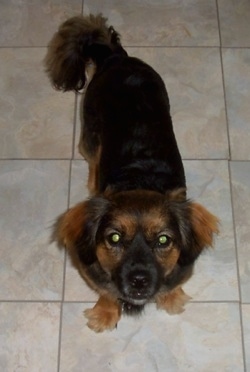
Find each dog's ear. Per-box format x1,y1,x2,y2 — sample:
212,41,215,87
177,202,219,266
52,197,110,265
167,192,219,267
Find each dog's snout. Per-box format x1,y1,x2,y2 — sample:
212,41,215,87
129,271,150,290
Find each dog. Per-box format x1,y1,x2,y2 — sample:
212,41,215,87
45,14,219,332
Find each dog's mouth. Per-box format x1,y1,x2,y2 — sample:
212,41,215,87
118,296,148,315
125,296,148,306
120,290,151,306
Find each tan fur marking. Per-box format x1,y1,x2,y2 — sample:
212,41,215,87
56,202,86,247
108,213,137,240
84,296,122,332
142,209,169,239
190,203,220,248
96,243,122,271
156,247,180,276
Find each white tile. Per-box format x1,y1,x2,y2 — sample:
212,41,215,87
223,49,250,160
218,0,250,47
0,302,60,371
0,160,69,300
231,162,250,302
242,304,250,371
60,302,244,371
0,48,75,159
85,0,219,46
0,0,82,47
184,160,239,301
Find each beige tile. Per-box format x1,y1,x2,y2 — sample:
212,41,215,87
64,255,98,302
0,0,82,47
230,162,250,303
0,302,60,371
0,48,75,159
184,160,238,301
60,302,244,371
127,47,228,159
223,49,250,160
69,159,89,205
0,160,69,300
85,0,219,46
242,304,250,370
64,160,96,301
218,0,250,47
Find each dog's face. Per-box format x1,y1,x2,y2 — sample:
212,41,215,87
55,189,219,307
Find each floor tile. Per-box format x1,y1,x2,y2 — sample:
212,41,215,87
127,47,228,159
0,48,75,159
218,0,250,47
64,160,97,301
74,93,85,159
60,302,244,371
64,255,98,302
69,160,89,206
84,0,219,46
0,0,82,47
183,160,238,301
223,48,250,160
0,160,69,300
0,302,60,371
230,162,250,303
242,304,250,371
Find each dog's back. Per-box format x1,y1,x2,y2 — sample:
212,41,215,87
84,55,185,193
45,14,185,194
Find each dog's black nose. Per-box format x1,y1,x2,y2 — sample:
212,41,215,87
129,272,150,289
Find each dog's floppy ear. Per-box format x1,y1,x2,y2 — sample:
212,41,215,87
52,197,110,265
177,202,219,266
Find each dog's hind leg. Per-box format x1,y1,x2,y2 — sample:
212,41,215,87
78,122,101,195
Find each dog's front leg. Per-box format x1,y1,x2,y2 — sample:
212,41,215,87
84,296,122,332
156,287,192,315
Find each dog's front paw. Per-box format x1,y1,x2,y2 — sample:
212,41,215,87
156,287,192,315
84,296,121,332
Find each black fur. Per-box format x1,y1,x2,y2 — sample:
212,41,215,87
83,55,185,194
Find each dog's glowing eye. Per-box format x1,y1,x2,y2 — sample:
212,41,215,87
158,235,170,246
109,233,121,244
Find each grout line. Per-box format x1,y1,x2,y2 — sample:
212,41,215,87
57,159,72,372
216,0,232,162
0,157,240,162
71,93,78,159
0,45,249,50
0,299,246,304
2,158,249,162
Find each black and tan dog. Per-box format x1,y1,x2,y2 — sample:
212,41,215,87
45,14,219,332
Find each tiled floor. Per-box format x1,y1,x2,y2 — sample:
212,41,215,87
0,0,250,371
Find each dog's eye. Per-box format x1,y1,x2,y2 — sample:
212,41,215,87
157,234,171,248
107,232,121,246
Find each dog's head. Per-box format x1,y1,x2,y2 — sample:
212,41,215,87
54,189,219,306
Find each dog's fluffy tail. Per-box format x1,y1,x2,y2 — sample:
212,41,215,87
44,14,126,91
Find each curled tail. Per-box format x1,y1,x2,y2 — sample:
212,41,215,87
44,14,127,91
